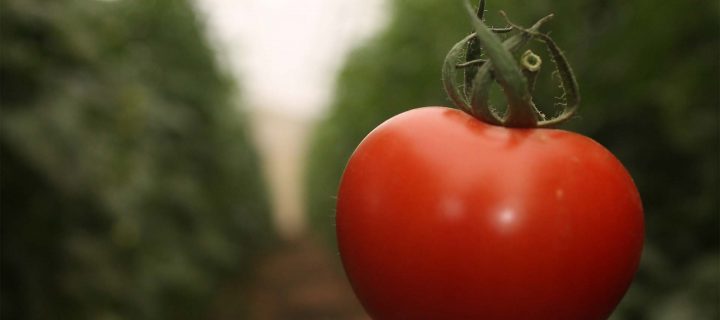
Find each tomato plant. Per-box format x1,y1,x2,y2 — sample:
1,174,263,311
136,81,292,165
335,1,644,319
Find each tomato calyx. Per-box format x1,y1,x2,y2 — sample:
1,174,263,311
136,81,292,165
442,0,580,128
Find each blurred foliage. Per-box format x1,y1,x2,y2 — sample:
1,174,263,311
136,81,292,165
308,0,718,318
1,0,274,319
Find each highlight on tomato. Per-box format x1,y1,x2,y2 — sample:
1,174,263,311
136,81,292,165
335,1,644,319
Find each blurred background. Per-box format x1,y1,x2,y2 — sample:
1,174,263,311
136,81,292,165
1,0,717,319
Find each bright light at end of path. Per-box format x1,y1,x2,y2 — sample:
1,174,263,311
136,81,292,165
194,0,389,239
194,0,388,119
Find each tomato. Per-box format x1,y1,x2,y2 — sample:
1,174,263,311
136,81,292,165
336,107,644,319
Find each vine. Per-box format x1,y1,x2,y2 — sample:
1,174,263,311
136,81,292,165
442,0,580,128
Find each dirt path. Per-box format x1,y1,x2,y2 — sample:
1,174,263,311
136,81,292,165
210,237,369,320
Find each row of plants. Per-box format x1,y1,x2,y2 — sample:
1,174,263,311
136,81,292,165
1,0,274,319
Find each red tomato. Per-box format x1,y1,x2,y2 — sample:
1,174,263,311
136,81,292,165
336,107,644,320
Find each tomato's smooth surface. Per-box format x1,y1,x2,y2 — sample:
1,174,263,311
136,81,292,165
336,107,644,320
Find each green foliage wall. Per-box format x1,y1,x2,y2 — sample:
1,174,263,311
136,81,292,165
1,0,274,319
307,0,719,318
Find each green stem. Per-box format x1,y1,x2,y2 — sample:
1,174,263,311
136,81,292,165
499,12,580,127
463,0,485,99
464,1,537,127
442,0,579,128
535,32,580,127
467,11,553,126
442,33,475,113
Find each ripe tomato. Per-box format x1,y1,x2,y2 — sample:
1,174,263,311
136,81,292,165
336,107,644,319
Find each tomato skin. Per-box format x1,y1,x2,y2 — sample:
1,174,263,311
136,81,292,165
336,107,644,320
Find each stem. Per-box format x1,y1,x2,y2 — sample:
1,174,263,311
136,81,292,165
442,0,580,128
499,12,580,127
464,1,537,127
443,33,475,113
466,17,552,124
469,31,546,124
536,33,579,127
463,0,485,99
